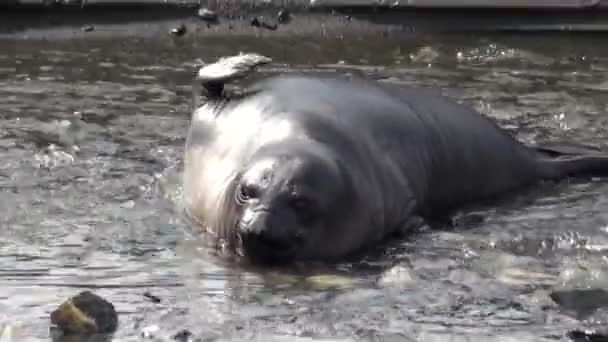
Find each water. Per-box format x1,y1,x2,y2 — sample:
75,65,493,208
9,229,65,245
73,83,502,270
3,31,608,341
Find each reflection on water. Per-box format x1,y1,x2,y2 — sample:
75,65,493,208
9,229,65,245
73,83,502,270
2,32,608,341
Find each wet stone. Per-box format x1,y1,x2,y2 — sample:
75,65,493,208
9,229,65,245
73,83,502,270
250,17,278,31
50,291,118,334
170,24,187,37
141,325,159,339
277,8,291,24
197,8,218,23
172,329,193,342
567,329,608,342
550,288,608,319
143,291,162,303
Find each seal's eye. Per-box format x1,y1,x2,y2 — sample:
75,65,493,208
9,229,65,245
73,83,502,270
237,184,258,204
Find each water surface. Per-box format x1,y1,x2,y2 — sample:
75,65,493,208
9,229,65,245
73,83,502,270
2,32,608,341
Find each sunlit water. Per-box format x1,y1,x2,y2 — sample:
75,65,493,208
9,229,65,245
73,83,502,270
2,32,608,342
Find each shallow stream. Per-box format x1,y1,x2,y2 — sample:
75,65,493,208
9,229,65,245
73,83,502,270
2,31,608,341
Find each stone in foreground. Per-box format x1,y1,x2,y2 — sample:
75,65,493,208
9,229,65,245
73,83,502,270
50,291,118,335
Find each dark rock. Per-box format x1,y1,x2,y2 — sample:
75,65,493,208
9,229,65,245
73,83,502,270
277,8,291,24
170,24,186,37
567,329,608,342
250,17,278,31
82,26,94,32
143,291,161,303
173,329,193,342
197,8,218,23
550,288,608,319
50,291,118,334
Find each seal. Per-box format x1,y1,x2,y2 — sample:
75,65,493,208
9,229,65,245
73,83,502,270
183,53,608,265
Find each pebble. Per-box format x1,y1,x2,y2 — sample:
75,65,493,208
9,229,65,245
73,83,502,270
277,8,291,24
141,325,160,339
550,288,608,317
143,292,162,303
173,329,193,342
170,24,186,36
567,329,608,342
197,8,218,23
250,16,278,31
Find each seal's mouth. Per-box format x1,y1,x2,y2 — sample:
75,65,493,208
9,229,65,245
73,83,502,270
236,230,303,265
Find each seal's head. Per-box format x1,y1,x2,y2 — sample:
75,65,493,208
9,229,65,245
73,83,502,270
222,140,356,264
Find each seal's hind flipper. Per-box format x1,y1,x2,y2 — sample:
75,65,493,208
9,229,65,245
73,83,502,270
532,141,603,157
533,142,608,179
195,52,272,99
540,153,608,180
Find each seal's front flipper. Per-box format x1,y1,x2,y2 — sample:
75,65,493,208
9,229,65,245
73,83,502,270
189,52,272,126
191,53,272,123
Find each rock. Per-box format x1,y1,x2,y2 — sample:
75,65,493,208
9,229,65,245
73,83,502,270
172,329,193,342
170,24,186,37
50,291,118,335
141,325,160,339
250,17,278,31
277,8,291,24
143,292,161,303
82,26,94,32
197,8,218,23
567,329,608,342
550,288,608,319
